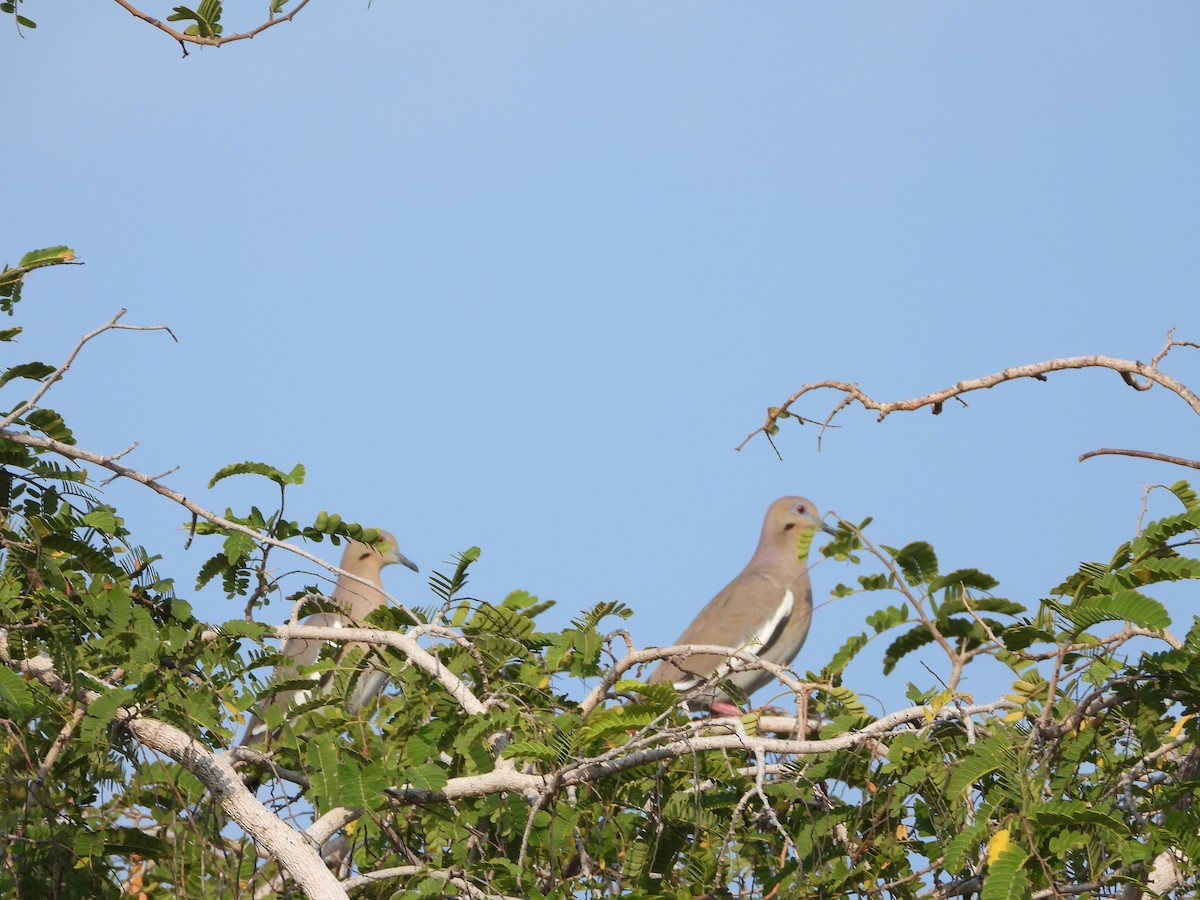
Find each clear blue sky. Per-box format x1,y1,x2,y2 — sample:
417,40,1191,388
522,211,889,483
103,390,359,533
5,3,1199,712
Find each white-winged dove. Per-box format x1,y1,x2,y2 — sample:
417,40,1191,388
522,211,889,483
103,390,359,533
648,496,835,715
239,531,418,749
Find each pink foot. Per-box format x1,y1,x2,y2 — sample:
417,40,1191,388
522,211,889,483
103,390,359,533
708,700,745,716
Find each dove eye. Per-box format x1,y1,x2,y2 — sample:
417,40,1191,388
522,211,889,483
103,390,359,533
795,504,807,514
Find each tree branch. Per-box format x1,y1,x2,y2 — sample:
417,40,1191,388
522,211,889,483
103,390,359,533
111,0,313,56
738,339,1200,451
0,428,418,622
0,628,348,898
0,308,176,433
372,700,1019,811
271,623,487,715
1078,448,1200,469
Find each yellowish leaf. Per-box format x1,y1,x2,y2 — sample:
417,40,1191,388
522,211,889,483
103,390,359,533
986,828,1010,866
1169,713,1195,739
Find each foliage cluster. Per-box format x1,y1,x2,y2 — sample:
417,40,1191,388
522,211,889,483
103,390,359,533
1,253,1198,900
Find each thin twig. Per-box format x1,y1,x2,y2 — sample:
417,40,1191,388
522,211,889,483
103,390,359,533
0,309,175,432
1079,448,1200,469
110,0,313,55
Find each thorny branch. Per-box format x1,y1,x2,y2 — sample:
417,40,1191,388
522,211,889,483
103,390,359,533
1079,448,1200,469
738,331,1200,458
111,0,313,56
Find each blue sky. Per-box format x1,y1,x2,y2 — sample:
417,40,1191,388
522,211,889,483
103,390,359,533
5,3,1200,713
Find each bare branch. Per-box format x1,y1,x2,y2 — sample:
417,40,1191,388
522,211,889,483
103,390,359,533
272,623,487,715
0,309,175,433
375,700,1019,810
738,341,1200,451
1079,448,1200,469
110,0,313,55
35,704,87,784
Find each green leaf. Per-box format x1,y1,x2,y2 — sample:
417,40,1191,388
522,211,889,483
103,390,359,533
569,600,634,631
826,632,867,674
929,568,1000,592
1116,555,1200,588
465,602,534,639
427,546,482,603
885,541,939,586
406,762,449,792
222,531,258,564
580,704,660,742
947,744,1006,799
217,619,272,639
17,246,74,267
857,573,891,591
1166,479,1200,511
25,408,75,445
338,759,388,809
167,4,223,38
825,684,867,717
1027,800,1127,833
81,507,119,534
937,596,1025,618
883,624,939,673
1130,508,1200,560
208,460,301,488
98,826,168,858
1052,591,1171,632
0,361,56,390
1000,625,1056,652
1046,829,1088,855
0,666,33,717
943,821,989,871
865,604,909,633
194,553,228,591
81,688,135,742
502,740,560,764
981,842,1031,900
305,737,340,801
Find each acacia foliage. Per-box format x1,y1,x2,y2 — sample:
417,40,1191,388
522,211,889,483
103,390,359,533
0,251,1198,899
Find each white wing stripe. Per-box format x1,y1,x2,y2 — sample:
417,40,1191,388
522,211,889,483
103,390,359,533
672,589,794,688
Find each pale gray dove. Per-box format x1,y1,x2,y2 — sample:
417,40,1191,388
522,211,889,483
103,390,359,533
239,531,418,749
649,496,835,715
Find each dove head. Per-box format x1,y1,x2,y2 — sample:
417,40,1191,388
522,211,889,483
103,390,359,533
752,496,834,568
352,530,419,573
